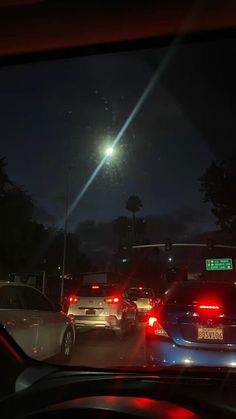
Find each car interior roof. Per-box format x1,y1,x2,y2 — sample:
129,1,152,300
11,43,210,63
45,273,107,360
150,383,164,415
0,1,236,59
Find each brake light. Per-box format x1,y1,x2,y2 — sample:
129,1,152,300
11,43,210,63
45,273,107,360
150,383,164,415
147,316,169,338
139,287,143,290
92,285,100,289
199,305,220,310
148,316,158,327
105,296,120,304
69,295,79,304
198,303,221,315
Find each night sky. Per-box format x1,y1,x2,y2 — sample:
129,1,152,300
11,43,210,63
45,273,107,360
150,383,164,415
0,38,235,235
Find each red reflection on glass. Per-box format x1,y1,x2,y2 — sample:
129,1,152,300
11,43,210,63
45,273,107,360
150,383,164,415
0,335,23,362
166,404,198,419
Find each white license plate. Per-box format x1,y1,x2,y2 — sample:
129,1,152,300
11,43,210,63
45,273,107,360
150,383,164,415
197,326,223,341
86,309,96,315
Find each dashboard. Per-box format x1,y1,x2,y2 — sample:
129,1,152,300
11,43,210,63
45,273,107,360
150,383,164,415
1,367,236,418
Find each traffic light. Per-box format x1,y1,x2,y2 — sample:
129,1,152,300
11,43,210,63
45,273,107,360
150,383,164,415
119,246,129,264
207,238,214,251
165,238,172,252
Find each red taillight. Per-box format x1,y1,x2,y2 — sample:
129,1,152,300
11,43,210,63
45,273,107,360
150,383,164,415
198,303,221,315
147,316,169,338
107,315,116,321
92,285,100,289
139,287,143,290
199,305,220,310
148,316,158,327
69,295,79,304
105,296,120,304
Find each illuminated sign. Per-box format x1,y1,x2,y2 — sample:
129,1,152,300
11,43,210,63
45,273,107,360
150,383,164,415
205,258,233,271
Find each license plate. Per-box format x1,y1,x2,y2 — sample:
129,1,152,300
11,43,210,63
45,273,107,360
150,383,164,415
86,309,96,315
197,326,223,341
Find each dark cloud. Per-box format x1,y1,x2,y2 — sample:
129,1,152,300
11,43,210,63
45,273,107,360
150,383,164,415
147,207,215,242
76,207,216,256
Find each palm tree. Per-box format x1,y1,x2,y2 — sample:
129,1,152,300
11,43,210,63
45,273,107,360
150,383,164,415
126,195,142,244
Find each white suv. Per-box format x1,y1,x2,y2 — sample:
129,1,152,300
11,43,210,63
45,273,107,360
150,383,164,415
67,284,138,339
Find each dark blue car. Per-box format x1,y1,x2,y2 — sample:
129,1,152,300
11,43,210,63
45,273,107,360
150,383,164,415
146,281,236,367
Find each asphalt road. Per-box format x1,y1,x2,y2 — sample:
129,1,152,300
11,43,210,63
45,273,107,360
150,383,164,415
68,323,146,368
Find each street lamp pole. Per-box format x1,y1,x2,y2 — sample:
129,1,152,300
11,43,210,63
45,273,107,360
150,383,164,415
60,167,70,305
60,145,114,304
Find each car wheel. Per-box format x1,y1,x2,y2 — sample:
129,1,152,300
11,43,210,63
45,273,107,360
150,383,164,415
60,328,74,361
115,316,127,340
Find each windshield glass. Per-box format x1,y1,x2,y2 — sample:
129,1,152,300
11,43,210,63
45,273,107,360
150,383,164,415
76,285,120,297
1,35,236,371
127,289,154,298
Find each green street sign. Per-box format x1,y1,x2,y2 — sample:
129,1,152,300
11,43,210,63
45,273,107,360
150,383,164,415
205,258,233,271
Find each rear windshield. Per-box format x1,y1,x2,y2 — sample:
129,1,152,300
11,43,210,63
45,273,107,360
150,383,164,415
166,283,236,306
76,285,120,297
128,289,154,298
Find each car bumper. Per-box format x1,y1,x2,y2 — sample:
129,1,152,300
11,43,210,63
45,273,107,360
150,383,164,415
71,315,120,330
146,337,236,368
137,308,152,320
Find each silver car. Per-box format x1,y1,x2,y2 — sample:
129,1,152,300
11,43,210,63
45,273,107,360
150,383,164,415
125,287,159,319
67,284,138,338
0,282,75,361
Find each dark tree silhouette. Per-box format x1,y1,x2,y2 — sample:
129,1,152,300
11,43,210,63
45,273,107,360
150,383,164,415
199,158,236,236
136,217,147,243
114,216,129,248
0,160,34,276
0,158,92,279
0,158,12,193
126,195,142,244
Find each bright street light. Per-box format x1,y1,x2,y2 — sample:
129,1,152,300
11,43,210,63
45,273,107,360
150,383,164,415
105,146,114,156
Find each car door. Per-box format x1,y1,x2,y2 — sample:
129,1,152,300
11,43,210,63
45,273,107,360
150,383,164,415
20,286,63,359
0,285,39,358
